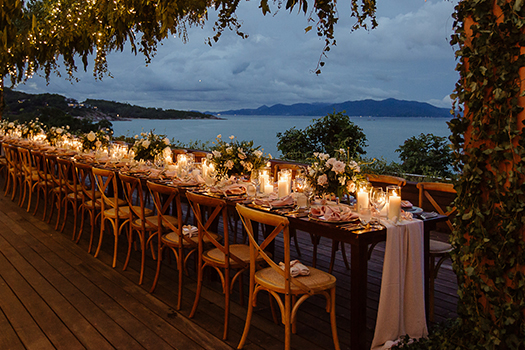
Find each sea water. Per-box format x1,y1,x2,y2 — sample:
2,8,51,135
111,115,452,162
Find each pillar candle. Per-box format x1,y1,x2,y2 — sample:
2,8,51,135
388,191,401,221
357,189,369,213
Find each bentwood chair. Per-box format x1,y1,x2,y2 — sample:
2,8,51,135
75,162,102,252
417,181,456,322
146,181,193,309
18,147,40,212
56,158,84,236
45,153,64,228
0,141,7,188
236,204,340,350
92,167,131,268
118,173,154,284
187,191,248,340
3,144,21,201
31,150,54,219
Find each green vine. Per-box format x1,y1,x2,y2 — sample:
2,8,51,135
449,0,525,348
396,0,525,348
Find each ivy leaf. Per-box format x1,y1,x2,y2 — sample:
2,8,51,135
462,211,473,220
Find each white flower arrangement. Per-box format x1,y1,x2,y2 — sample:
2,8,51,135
80,128,113,151
209,134,269,178
131,130,172,161
305,148,364,198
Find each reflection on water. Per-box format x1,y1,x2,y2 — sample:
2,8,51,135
112,115,451,162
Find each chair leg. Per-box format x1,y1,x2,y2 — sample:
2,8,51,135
237,284,255,349
223,267,230,340
330,287,341,350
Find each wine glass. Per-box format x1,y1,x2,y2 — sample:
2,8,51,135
369,187,387,222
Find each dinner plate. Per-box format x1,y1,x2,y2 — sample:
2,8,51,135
403,206,423,214
308,214,359,224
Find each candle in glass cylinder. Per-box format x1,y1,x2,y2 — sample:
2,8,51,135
264,179,274,194
278,170,291,198
387,185,401,221
259,170,270,194
357,182,370,213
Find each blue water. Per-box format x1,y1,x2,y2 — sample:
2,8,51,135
112,115,452,162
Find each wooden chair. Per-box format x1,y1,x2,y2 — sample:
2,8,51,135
367,173,407,188
44,153,64,228
187,191,248,340
18,147,40,212
57,157,84,236
74,162,102,253
235,204,340,350
3,143,21,201
416,181,456,322
92,167,131,268
30,150,54,219
0,141,7,188
363,174,408,261
147,181,193,310
119,173,154,285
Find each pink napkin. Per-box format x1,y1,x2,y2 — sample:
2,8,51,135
147,168,162,179
253,194,293,207
279,260,310,277
310,205,358,221
172,177,199,186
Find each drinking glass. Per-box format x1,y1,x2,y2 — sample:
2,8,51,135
369,187,387,222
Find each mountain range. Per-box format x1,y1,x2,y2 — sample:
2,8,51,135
213,98,452,118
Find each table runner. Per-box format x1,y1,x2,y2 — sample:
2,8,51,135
371,219,427,349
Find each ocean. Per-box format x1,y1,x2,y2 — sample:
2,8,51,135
111,115,452,162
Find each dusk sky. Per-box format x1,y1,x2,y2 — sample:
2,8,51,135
17,0,459,113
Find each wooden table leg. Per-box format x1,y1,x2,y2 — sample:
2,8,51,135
351,240,369,350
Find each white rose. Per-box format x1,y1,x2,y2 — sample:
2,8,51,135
225,160,234,169
163,137,170,145
142,140,151,148
95,140,102,148
212,150,221,158
254,150,263,157
226,147,233,154
332,160,346,174
217,134,222,139
8,122,14,128
318,174,328,186
56,128,63,134
238,152,246,160
87,131,96,142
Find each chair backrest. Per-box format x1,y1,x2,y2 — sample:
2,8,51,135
44,153,60,187
18,147,33,178
57,157,77,193
74,162,97,202
272,161,305,180
146,181,185,244
416,182,457,231
4,144,19,171
236,204,313,295
31,150,48,183
366,174,407,188
92,167,122,213
119,172,148,220
187,191,246,267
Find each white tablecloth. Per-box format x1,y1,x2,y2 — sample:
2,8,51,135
371,219,428,349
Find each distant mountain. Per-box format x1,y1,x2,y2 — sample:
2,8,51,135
214,98,451,118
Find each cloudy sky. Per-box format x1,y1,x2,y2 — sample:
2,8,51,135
17,0,459,112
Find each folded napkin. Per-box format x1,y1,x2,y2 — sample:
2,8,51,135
253,194,293,207
172,177,199,186
182,225,198,237
147,168,162,179
310,205,358,221
208,183,246,196
279,260,310,277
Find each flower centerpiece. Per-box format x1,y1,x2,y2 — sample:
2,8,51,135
305,149,364,201
20,119,45,139
80,128,113,151
131,130,171,161
209,134,269,179
45,125,71,146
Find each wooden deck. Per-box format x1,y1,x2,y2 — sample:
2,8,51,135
0,180,458,350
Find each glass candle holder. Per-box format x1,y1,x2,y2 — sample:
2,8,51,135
357,181,371,213
259,168,271,194
387,185,402,221
278,169,292,198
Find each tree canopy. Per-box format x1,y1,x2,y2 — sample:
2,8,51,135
276,110,368,162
